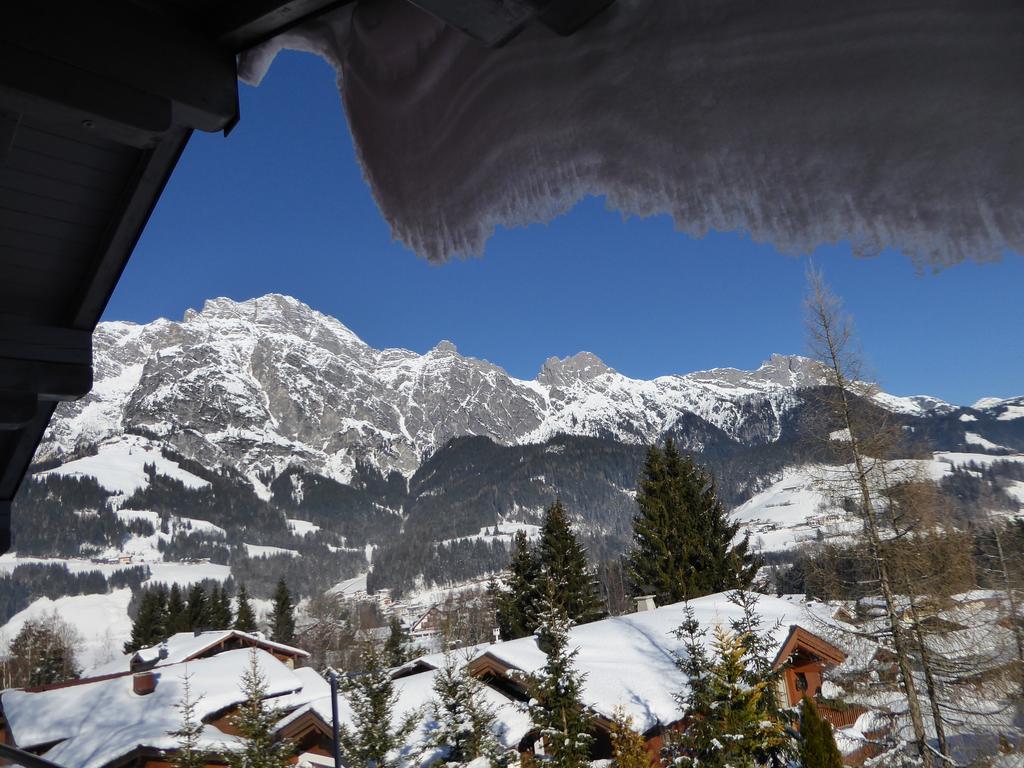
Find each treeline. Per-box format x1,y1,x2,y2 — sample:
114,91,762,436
367,537,509,596
0,563,149,624
11,475,129,557
230,544,366,599
125,577,297,652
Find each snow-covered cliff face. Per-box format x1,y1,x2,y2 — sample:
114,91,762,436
39,294,954,485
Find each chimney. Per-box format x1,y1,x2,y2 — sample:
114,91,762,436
634,595,657,613
133,670,157,695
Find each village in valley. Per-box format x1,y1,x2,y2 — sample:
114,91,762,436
1,271,1023,768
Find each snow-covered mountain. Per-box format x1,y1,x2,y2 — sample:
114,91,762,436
39,293,987,492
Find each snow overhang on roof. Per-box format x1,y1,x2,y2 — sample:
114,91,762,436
243,0,1024,267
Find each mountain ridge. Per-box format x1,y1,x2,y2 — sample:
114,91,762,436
41,293,1012,493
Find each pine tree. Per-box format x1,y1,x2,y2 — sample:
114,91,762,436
525,593,593,768
382,616,412,668
125,586,169,653
536,501,603,626
798,697,843,768
234,583,258,633
426,650,503,766
727,590,794,767
626,438,757,604
338,644,417,768
669,621,789,768
269,578,296,644
168,672,208,768
227,649,294,768
186,584,210,631
209,584,233,630
494,530,541,640
167,583,187,634
608,707,652,768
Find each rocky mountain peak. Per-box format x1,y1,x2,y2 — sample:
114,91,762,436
537,352,612,387
432,340,458,355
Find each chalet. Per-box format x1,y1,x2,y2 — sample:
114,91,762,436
355,592,858,766
0,639,330,768
465,592,852,762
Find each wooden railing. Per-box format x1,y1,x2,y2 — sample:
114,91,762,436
817,702,866,730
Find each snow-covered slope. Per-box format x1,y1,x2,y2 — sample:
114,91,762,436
39,294,975,488
734,453,1024,553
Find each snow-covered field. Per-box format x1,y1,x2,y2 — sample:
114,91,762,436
0,554,230,586
42,435,209,501
734,451,1024,554
0,589,134,673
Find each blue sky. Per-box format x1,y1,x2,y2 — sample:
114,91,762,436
106,52,1023,406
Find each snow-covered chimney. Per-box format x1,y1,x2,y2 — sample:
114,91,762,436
133,671,157,695
634,595,657,613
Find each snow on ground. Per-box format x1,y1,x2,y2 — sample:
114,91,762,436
732,452,1024,553
999,404,1024,421
0,589,134,673
287,518,321,536
144,562,231,587
0,554,231,587
176,517,226,537
732,467,856,552
42,435,209,498
243,543,299,559
965,432,1010,451
330,573,368,597
0,554,136,578
441,521,541,546
935,452,1024,469
113,509,160,527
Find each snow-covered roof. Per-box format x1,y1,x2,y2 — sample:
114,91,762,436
472,592,833,734
2,649,320,768
280,665,532,762
91,629,308,678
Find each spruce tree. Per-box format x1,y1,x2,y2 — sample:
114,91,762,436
608,707,652,768
227,649,294,768
125,587,169,653
234,584,258,633
669,616,789,767
427,650,503,766
536,501,603,626
167,583,188,634
494,530,541,640
168,673,208,768
727,591,794,766
338,644,417,768
798,697,843,768
186,584,211,632
209,584,233,630
526,594,593,768
382,616,412,668
269,578,296,644
627,438,757,604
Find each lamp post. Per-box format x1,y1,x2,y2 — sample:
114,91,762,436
329,670,342,768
